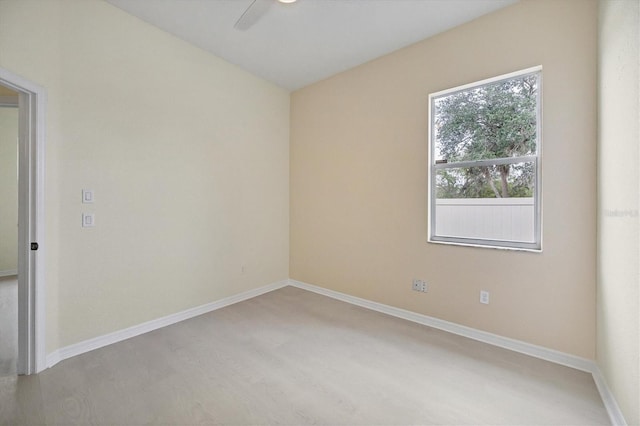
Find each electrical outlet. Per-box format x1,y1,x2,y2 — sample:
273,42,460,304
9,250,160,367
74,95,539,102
412,279,421,291
480,290,490,304
412,279,428,292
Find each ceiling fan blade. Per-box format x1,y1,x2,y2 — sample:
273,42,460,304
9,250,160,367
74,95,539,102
234,0,272,31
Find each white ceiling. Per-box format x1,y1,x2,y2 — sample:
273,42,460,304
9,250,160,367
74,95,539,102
105,0,518,91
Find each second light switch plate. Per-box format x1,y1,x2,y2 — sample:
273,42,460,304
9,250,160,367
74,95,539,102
82,213,95,227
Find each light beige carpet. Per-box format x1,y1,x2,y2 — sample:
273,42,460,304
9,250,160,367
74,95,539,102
0,276,17,378
0,286,609,425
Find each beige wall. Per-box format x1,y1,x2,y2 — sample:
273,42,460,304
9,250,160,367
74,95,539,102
0,105,18,273
291,0,598,358
597,0,640,424
0,86,18,96
0,0,290,351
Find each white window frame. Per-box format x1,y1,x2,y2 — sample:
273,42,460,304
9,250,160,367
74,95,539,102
428,66,542,251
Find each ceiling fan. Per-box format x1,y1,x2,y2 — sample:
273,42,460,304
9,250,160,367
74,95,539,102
234,0,297,31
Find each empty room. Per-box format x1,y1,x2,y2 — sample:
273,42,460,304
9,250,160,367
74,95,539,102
0,0,638,424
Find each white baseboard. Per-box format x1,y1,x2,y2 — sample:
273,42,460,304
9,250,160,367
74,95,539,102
0,270,17,278
288,279,594,371
592,366,628,426
46,280,288,368
288,279,627,426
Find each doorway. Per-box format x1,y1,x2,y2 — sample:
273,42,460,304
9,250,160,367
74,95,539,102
0,67,46,375
0,87,19,376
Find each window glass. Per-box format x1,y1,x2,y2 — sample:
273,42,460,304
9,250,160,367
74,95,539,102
429,67,541,250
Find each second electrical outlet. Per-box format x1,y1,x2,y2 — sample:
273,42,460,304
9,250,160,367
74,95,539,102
412,279,428,293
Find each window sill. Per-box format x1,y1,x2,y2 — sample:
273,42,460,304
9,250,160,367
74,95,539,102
428,238,542,253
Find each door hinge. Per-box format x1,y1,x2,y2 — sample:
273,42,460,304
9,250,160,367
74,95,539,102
30,242,39,251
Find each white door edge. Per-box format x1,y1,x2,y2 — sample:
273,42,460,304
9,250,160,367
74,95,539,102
0,66,46,374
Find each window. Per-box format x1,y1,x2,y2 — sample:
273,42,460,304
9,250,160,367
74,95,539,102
428,67,542,251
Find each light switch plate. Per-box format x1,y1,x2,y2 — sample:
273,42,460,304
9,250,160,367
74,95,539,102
82,213,95,227
82,189,94,204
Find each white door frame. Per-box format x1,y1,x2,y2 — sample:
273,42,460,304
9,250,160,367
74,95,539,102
0,67,46,374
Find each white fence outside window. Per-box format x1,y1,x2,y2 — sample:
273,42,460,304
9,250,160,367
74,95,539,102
435,198,535,243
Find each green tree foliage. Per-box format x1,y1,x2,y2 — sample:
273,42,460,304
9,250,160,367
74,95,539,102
434,74,537,198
